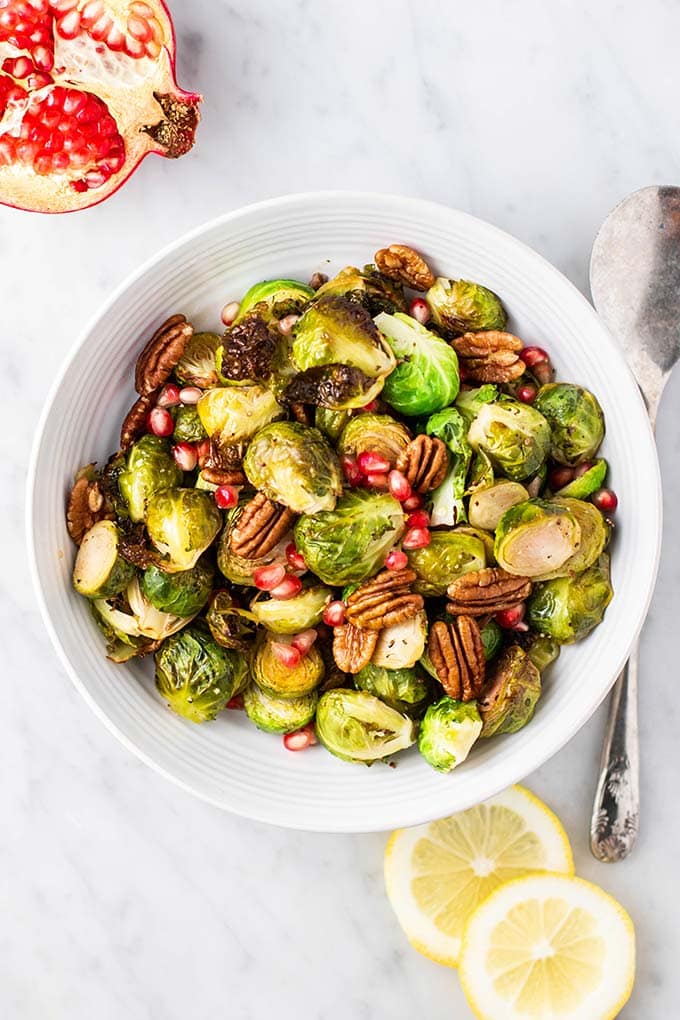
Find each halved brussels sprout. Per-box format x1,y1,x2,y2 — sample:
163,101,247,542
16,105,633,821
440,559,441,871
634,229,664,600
468,481,529,532
534,384,605,466
93,577,195,645
73,520,135,599
235,279,315,325
118,434,182,523
337,413,411,466
455,384,499,424
140,558,214,618
292,295,396,384
355,662,433,718
426,278,507,334
243,421,342,514
216,316,280,385
479,645,541,737
551,497,609,577
173,405,207,444
218,506,291,586
425,406,470,527
89,602,155,663
249,585,332,634
146,488,222,572
155,622,248,723
375,312,460,416
480,619,503,662
527,554,613,643
465,449,495,495
283,363,387,411
554,459,608,499
252,632,324,699
418,697,482,773
407,529,487,596
494,498,581,580
197,384,284,446
294,490,406,586
315,265,406,315
174,332,222,388
523,633,561,672
467,399,551,482
372,610,428,669
315,689,416,763
243,682,318,734
315,407,354,442
206,590,258,652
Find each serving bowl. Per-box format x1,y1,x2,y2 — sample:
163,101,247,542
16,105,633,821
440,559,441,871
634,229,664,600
27,192,661,832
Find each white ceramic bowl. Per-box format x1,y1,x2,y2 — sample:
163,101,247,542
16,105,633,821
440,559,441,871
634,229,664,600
27,192,661,832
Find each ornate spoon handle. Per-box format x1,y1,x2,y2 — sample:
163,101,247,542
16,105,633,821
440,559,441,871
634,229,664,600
590,647,640,862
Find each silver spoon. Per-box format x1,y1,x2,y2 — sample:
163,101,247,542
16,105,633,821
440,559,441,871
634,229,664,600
588,185,680,862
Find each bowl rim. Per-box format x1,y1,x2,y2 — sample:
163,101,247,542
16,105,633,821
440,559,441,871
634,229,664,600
26,190,663,830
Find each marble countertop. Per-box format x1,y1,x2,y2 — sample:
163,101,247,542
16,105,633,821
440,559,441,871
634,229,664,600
3,1,679,1016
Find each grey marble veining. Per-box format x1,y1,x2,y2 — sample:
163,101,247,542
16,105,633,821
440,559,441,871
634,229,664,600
2,1,679,1016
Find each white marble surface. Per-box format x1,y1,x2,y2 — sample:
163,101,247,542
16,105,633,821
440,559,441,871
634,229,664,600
2,1,680,1016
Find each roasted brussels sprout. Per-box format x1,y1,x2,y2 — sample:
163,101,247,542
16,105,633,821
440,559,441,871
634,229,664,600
523,633,561,672
140,558,214,617
337,413,411,466
455,384,499,423
235,279,315,324
252,632,324,698
118,435,182,523
155,622,248,723
243,421,342,514
426,278,507,334
479,645,541,737
206,590,258,652
243,682,318,734
249,585,332,634
314,264,406,315
527,554,613,642
73,520,135,599
294,490,406,586
197,384,284,446
375,312,460,416
216,316,280,385
315,689,416,763
533,384,605,466
372,610,429,670
418,697,483,772
467,399,551,482
93,577,194,646
218,507,290,586
494,498,581,580
174,332,222,388
480,619,503,662
355,662,433,717
89,602,153,663
146,488,222,572
283,363,387,411
468,480,529,532
425,407,471,526
173,405,207,444
554,459,608,499
407,529,487,596
466,449,495,495
315,406,354,442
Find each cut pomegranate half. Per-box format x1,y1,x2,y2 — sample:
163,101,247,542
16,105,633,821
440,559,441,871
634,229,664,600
0,0,201,212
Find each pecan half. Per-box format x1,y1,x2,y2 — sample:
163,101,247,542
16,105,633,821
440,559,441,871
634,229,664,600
451,331,526,384
446,567,532,616
396,435,449,493
66,470,114,545
201,467,247,487
345,568,424,631
309,272,328,291
135,314,194,396
229,493,296,559
374,244,435,291
428,618,485,701
332,623,378,674
120,391,158,451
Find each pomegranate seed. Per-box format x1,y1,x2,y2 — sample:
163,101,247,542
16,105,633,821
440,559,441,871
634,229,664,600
362,399,379,412
271,642,302,669
214,485,239,510
495,604,526,630
402,493,424,512
179,386,202,405
517,383,538,404
323,600,346,627
127,13,152,41
283,725,317,751
357,450,391,475
574,462,593,477
520,346,550,368
131,1,154,16
385,549,409,571
146,406,173,437
285,542,307,572
402,527,431,550
157,383,180,407
270,574,303,600
278,314,299,335
221,301,240,326
172,442,198,472
366,471,389,490
406,510,430,529
548,466,575,490
340,454,363,487
409,297,430,324
291,629,318,655
592,488,618,513
144,38,161,58
253,563,287,591
226,694,244,710
125,35,145,58
388,469,412,502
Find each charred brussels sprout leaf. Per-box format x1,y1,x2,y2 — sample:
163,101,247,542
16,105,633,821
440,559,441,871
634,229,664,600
140,558,214,617
468,399,551,482
375,312,460,416
243,421,342,514
426,278,507,334
235,279,315,325
249,585,332,634
218,316,279,384
197,385,285,447
407,528,487,596
174,332,222,388
93,577,195,646
418,697,482,772
294,490,406,586
315,689,416,764
118,435,182,523
337,413,411,465
146,488,222,572
314,265,406,315
425,407,471,526
527,554,613,642
252,632,324,698
534,383,605,466
479,645,541,737
173,405,207,444
73,520,135,599
283,363,386,411
155,622,248,723
206,590,258,652
243,682,318,734
355,662,433,718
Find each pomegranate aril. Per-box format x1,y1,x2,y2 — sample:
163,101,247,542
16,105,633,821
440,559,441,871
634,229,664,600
32,43,51,69
3,56,33,78
179,386,202,405
214,485,239,510
357,450,391,475
520,346,550,368
406,510,430,529
574,462,593,477
323,600,346,627
402,493,424,512
253,563,287,592
285,542,307,572
402,527,431,550
157,383,180,407
131,0,154,15
340,454,363,487
196,438,211,468
271,642,302,670
385,549,408,571
270,574,303,601
127,13,152,41
146,406,173,437
409,297,430,324
549,466,575,490
283,726,317,751
388,469,412,502
172,442,198,472
221,301,240,326
291,629,317,655
366,471,389,490
125,35,145,58
144,39,161,58
362,399,379,412
495,604,526,629
591,488,618,513
517,383,538,404
80,0,103,26
62,89,86,115
226,694,244,710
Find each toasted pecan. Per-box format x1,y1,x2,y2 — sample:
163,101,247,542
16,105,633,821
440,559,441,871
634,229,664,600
396,435,449,493
66,472,114,545
345,568,424,631
135,314,194,396
446,567,532,616
451,331,526,384
229,493,296,559
428,618,486,701
120,391,157,451
332,623,378,674
374,244,435,291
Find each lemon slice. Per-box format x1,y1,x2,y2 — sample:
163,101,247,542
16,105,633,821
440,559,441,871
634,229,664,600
459,873,635,1020
384,785,573,967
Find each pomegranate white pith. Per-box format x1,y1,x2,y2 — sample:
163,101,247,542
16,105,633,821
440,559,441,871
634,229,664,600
0,0,201,212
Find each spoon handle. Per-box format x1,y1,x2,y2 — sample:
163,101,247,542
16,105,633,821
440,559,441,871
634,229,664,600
589,647,640,862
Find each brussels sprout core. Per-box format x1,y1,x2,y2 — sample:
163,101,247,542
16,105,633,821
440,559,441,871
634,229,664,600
418,698,483,773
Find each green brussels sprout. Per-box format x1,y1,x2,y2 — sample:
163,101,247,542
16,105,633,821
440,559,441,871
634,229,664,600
197,384,284,446
465,449,495,495
243,421,342,514
494,498,582,580
140,558,214,617
315,264,406,315
425,406,470,526
468,480,529,532
252,632,324,699
243,682,318,734
146,488,222,572
337,413,411,465
467,399,551,482
173,405,207,444
355,662,433,717
294,490,406,586
249,585,332,634
527,554,613,643
315,689,416,764
426,278,507,334
418,697,483,773
372,610,429,670
479,645,542,738
523,633,561,672
155,622,248,724
205,590,258,652
118,434,182,523
73,520,135,599
315,406,354,442
93,577,195,645
375,312,460,416
480,619,503,662
554,459,608,499
553,497,609,575
174,332,222,388
455,384,499,424
407,529,487,596
235,279,315,324
533,384,605,466
217,506,290,586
